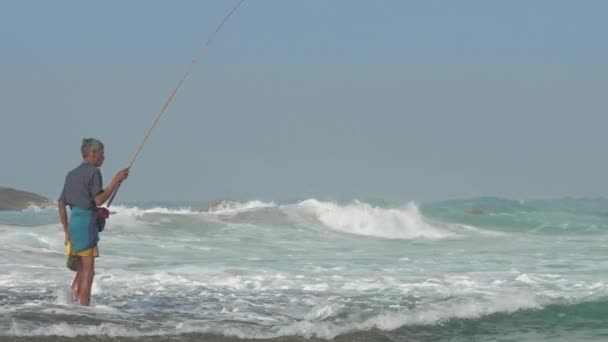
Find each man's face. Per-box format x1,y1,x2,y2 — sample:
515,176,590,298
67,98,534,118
91,149,105,167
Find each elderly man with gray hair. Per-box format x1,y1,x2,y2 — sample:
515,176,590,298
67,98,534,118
58,138,129,305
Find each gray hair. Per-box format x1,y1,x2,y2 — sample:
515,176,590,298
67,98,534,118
81,138,104,158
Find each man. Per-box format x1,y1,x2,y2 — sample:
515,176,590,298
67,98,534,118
58,138,129,305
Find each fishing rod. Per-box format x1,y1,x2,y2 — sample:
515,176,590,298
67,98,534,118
107,0,245,207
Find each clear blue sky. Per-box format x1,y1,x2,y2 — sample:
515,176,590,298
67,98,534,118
1,0,607,203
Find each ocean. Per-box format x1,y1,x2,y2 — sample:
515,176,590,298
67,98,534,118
1,197,607,341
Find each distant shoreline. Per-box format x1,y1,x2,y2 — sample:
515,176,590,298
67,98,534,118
0,187,51,211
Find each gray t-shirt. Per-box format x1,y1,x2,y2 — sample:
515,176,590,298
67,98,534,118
59,161,103,210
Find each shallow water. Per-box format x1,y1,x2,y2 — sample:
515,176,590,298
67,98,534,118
1,197,607,341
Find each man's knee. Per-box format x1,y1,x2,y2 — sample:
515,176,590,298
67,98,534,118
81,268,95,278
80,257,95,276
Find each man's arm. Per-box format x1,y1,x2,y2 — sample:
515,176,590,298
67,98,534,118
94,181,120,206
94,168,129,206
58,199,69,244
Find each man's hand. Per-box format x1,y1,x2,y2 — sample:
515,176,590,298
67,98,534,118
64,232,70,245
112,168,129,185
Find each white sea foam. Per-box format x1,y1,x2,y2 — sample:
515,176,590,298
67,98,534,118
109,205,200,217
208,200,277,214
24,203,56,211
295,199,453,239
12,294,535,338
94,205,196,230
3,271,606,339
2,198,607,339
271,293,542,340
7,322,141,338
23,292,540,339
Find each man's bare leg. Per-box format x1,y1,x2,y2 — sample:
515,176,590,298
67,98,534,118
78,256,95,306
71,269,81,302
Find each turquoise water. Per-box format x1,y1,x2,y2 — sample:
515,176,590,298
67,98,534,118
1,197,607,341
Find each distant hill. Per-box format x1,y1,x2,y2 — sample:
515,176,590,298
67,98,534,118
0,187,51,210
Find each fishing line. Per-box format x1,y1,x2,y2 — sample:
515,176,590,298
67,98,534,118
108,0,245,206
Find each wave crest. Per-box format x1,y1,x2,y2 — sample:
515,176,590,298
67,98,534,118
207,200,277,214
296,199,453,239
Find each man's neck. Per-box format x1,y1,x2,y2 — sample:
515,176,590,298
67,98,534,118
83,158,97,166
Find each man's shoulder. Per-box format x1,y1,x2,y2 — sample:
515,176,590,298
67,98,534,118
67,162,99,178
